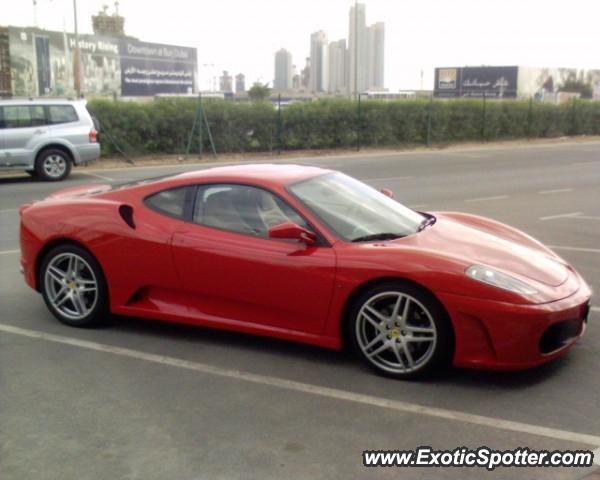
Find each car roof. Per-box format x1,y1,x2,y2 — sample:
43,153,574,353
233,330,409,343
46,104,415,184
0,98,86,105
171,163,331,186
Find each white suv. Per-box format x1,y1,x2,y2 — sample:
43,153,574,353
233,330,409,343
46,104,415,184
0,98,100,181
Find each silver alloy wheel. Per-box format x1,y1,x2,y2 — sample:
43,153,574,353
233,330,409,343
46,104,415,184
356,291,437,374
44,253,98,320
43,154,67,178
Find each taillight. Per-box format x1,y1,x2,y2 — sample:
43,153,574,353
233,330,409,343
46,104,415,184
89,128,98,143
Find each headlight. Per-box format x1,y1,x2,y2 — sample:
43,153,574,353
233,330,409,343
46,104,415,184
465,265,538,295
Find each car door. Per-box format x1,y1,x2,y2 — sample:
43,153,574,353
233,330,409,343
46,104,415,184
2,105,48,167
171,183,337,335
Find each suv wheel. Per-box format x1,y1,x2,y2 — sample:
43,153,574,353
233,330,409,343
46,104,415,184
36,148,72,181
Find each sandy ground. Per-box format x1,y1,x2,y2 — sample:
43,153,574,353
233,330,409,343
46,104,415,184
81,135,600,170
2,135,599,176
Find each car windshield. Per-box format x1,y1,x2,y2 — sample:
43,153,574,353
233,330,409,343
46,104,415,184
289,172,425,242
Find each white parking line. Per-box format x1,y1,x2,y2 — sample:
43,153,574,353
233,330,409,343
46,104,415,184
548,245,600,254
81,172,114,181
591,307,600,313
0,249,19,256
0,208,18,214
1,322,599,447
570,161,600,167
538,188,573,195
464,195,509,203
539,212,582,221
444,152,489,159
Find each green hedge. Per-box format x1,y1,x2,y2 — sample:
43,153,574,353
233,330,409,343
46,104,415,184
87,97,600,157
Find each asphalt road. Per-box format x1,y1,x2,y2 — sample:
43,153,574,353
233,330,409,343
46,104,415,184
1,141,599,480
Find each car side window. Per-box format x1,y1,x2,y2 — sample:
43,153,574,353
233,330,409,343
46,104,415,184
193,184,308,238
48,105,78,125
3,106,34,128
1,105,46,128
145,186,190,219
30,106,46,126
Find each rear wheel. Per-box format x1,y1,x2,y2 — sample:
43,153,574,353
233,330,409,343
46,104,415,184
347,282,453,379
35,148,72,181
40,245,108,327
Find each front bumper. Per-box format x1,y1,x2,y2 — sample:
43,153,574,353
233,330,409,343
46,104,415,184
438,279,592,370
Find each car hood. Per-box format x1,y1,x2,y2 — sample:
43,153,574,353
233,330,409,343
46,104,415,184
393,212,568,287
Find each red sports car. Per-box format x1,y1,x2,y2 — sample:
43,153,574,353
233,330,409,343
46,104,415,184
19,164,592,379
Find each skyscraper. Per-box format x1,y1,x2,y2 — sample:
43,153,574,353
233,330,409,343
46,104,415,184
274,48,293,91
310,30,329,93
219,70,233,93
348,3,385,94
235,73,246,93
328,39,347,94
368,22,385,90
301,57,311,90
348,3,368,95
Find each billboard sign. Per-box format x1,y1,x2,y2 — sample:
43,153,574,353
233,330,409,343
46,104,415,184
35,36,51,95
7,27,196,97
434,66,518,98
119,39,196,96
8,28,122,97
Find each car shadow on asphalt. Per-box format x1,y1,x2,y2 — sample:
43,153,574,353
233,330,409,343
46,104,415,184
106,314,570,389
443,357,570,389
0,175,33,185
109,314,352,368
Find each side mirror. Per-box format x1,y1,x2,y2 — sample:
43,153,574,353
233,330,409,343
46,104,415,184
268,222,317,245
380,188,394,199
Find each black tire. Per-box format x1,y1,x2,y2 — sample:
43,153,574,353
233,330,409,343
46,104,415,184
35,148,72,181
346,281,454,380
39,244,109,327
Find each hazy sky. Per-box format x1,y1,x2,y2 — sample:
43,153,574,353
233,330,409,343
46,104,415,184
4,0,599,90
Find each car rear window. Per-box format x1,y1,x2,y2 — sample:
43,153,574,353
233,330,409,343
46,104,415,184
47,105,78,124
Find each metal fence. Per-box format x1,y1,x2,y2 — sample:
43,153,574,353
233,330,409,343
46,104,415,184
88,94,600,161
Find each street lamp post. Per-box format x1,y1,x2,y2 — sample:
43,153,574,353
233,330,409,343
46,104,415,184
353,0,358,100
72,0,81,97
202,63,214,92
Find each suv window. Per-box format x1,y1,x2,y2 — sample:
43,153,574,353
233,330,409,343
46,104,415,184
2,105,46,128
145,186,190,219
48,105,78,125
193,184,307,238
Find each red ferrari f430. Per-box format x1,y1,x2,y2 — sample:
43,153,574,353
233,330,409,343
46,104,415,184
19,165,592,379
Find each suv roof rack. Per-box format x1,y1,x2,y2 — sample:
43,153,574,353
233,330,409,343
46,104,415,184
2,96,77,101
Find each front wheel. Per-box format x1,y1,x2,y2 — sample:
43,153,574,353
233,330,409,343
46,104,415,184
40,245,109,327
347,282,453,379
35,149,72,181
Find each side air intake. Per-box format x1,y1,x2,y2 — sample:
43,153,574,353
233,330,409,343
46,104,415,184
119,204,136,229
